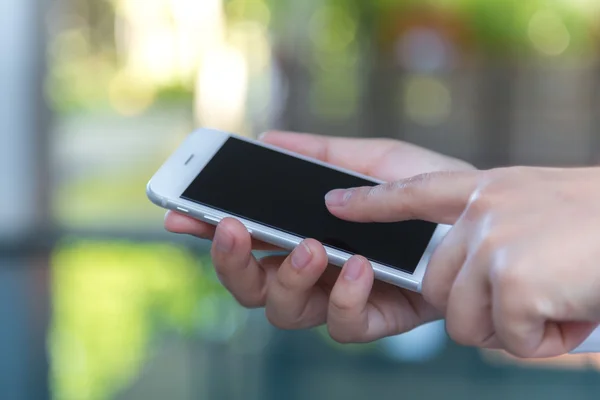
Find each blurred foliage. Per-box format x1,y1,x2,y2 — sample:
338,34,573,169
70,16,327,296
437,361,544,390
46,49,193,115
306,1,361,119
53,166,164,229
461,0,596,56
367,0,597,57
47,0,600,113
44,3,600,399
49,240,243,400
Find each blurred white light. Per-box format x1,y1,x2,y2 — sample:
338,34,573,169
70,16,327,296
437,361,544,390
226,21,280,134
117,0,168,22
528,9,571,56
404,76,452,126
115,0,226,85
130,28,179,85
379,320,447,362
170,0,226,77
195,45,248,132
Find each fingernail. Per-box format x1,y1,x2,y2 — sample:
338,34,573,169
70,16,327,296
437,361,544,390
215,229,234,253
292,242,312,269
325,189,353,206
343,257,363,281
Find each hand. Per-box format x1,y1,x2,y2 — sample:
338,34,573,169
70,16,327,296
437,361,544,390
165,131,472,342
326,166,600,357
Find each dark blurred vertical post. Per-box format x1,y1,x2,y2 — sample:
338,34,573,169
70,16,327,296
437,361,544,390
0,0,51,398
591,62,600,165
475,62,514,169
359,2,403,140
362,48,401,140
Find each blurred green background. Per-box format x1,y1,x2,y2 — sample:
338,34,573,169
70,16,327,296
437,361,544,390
3,0,600,399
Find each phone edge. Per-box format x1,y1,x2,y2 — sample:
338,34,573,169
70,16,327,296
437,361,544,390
147,128,447,293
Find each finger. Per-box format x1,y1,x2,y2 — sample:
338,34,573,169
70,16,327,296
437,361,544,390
211,218,269,308
165,211,279,251
165,210,215,239
492,287,597,358
260,131,474,181
256,255,287,269
327,256,382,343
325,170,481,225
445,253,500,349
421,221,468,313
265,239,330,330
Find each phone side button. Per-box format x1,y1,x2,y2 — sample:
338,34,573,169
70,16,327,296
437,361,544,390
176,207,189,213
204,215,222,224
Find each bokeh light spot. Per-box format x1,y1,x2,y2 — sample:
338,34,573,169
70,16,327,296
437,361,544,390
528,9,571,56
403,76,452,126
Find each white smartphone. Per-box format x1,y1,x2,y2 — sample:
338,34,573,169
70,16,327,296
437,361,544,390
147,128,451,292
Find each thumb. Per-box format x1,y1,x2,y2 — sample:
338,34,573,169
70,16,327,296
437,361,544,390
325,171,481,225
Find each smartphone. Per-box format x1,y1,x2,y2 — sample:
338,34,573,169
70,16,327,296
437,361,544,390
147,128,451,292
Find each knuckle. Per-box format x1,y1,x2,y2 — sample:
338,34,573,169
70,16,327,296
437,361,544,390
404,171,436,186
391,173,430,196
490,261,525,293
327,304,368,343
237,281,268,309
265,307,295,330
476,232,505,260
329,296,356,315
352,186,372,205
275,272,297,293
235,293,264,309
213,262,232,282
371,172,432,197
465,174,510,219
501,331,538,358
264,307,285,328
327,325,357,344
421,280,448,313
466,189,495,218
446,322,473,347
366,183,390,200
511,347,537,359
486,166,519,182
490,263,533,323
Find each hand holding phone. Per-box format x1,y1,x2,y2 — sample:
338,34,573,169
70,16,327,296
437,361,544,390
158,130,473,342
149,128,454,291
152,129,600,355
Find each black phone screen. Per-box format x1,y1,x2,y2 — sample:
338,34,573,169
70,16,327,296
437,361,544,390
181,137,437,274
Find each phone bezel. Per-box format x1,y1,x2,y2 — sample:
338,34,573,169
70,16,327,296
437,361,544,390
147,128,451,292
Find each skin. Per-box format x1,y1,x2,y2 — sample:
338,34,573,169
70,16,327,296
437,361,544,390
326,166,600,358
165,131,472,343
167,130,600,358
